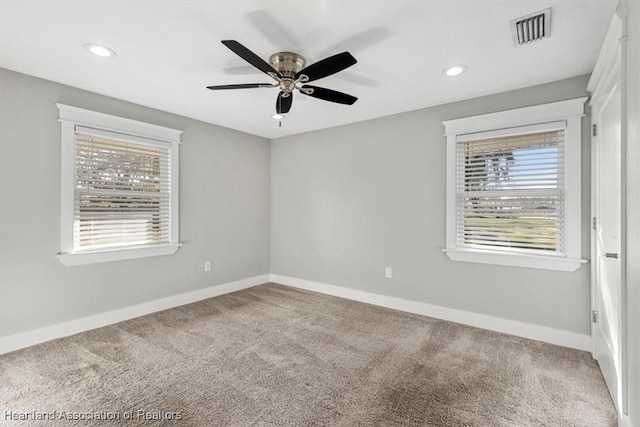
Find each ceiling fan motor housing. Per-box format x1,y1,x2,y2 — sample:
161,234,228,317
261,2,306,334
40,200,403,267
270,52,306,96
269,52,306,77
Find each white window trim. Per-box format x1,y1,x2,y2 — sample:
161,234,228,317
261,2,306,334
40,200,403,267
56,104,182,266
442,97,589,271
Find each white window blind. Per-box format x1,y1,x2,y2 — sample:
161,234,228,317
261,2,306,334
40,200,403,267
456,127,565,254
73,127,171,252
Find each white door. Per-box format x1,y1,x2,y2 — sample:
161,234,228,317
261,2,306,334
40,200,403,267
591,29,624,413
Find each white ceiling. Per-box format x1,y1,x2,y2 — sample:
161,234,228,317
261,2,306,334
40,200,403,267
0,1,616,139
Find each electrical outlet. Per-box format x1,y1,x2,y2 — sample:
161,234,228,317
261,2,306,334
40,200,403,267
385,267,392,279
204,261,212,272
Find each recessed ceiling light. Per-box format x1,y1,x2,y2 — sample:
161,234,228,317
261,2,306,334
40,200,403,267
442,65,467,77
84,43,116,58
272,114,285,120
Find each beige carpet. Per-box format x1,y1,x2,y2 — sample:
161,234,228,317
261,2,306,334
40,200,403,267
1,283,616,426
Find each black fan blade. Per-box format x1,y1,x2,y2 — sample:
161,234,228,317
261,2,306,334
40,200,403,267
206,83,274,90
300,85,357,105
276,92,292,114
295,52,357,82
221,40,281,77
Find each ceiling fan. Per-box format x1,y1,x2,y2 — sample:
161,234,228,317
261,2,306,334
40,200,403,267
207,40,358,115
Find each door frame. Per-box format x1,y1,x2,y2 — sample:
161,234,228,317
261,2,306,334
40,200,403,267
588,3,628,418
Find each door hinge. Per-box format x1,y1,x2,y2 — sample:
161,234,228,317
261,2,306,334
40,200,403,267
592,124,597,136
592,217,597,230
592,310,599,323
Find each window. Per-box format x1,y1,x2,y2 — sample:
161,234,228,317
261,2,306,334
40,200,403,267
443,98,588,271
458,125,565,253
57,104,181,265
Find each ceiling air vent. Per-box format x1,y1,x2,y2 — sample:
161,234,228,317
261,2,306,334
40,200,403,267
511,8,551,46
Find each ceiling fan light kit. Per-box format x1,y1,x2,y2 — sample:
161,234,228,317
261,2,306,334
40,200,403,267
207,40,358,117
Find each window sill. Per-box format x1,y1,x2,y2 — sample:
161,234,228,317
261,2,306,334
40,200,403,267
58,243,181,266
442,248,587,272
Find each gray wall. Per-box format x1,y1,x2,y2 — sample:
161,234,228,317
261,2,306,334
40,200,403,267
0,69,595,340
0,68,271,337
624,0,640,422
271,75,592,335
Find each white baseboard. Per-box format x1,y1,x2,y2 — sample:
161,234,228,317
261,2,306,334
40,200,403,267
618,415,630,427
1,273,591,355
0,274,269,355
270,274,591,352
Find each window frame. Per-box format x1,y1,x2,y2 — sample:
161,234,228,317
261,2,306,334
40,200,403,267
442,97,588,271
57,104,181,266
